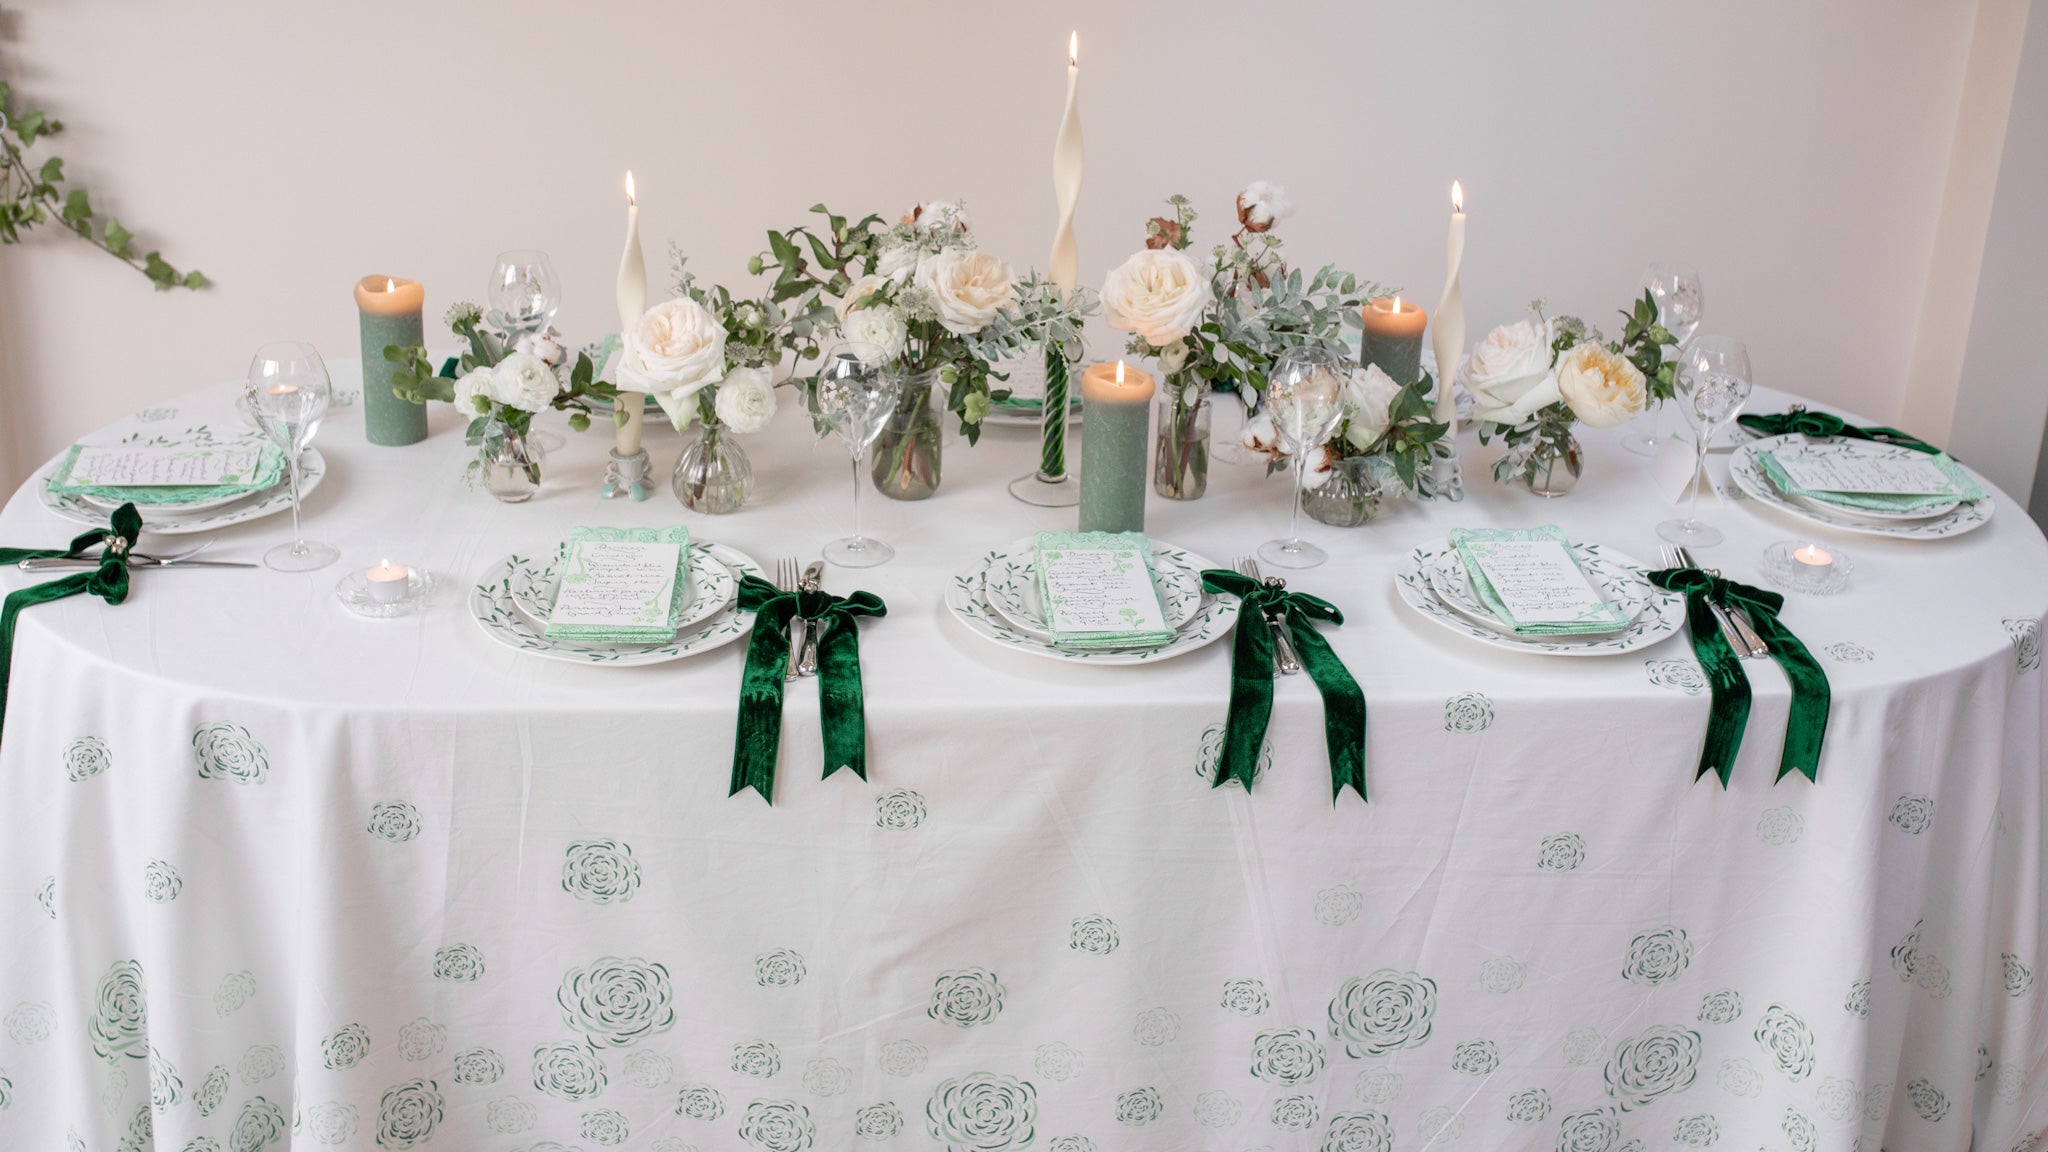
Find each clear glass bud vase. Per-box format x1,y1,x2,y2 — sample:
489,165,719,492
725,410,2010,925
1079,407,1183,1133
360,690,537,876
872,369,944,501
1507,431,1584,498
478,420,543,503
1302,456,1388,526
672,419,752,514
1153,379,1211,500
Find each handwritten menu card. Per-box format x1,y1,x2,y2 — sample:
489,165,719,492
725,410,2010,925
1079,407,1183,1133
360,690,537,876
1031,531,1174,650
544,525,691,643
63,445,267,488
1450,526,1627,635
1772,450,1954,496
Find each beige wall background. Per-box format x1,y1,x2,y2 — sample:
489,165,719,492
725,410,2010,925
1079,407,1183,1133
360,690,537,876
0,0,2007,493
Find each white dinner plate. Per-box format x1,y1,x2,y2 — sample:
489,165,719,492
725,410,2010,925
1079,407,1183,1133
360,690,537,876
39,451,328,536
945,542,1238,666
469,543,763,666
1728,435,1992,540
509,543,736,633
1422,549,1643,640
1396,541,1684,657
980,539,1203,643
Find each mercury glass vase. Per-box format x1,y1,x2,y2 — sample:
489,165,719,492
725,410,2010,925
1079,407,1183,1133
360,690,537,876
1153,379,1211,500
672,419,752,514
1302,455,1388,526
872,368,944,501
1506,431,1584,498
478,421,543,503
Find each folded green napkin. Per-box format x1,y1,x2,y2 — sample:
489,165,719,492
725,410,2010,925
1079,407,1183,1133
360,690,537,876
48,442,284,506
1450,525,1629,636
543,525,691,643
1756,448,1985,513
1032,530,1175,650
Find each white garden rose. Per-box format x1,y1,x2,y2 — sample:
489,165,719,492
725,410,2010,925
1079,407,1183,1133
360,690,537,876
843,304,909,366
874,242,920,284
1342,363,1403,451
514,328,565,367
1554,341,1647,428
918,248,1015,335
1156,341,1190,375
489,351,560,413
1103,249,1212,347
452,368,495,416
622,298,728,427
1464,318,1560,425
713,367,778,434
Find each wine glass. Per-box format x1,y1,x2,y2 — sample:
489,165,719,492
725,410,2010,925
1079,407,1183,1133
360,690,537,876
487,249,560,335
1625,261,1705,457
808,349,904,567
1657,335,1752,548
245,342,338,572
1257,346,1346,569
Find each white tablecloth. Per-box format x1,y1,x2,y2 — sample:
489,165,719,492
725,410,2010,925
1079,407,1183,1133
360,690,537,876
1,368,2043,1152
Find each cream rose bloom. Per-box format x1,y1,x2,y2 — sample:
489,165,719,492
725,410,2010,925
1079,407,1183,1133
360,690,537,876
622,297,727,400
838,274,885,318
1555,342,1647,428
713,366,778,434
1464,318,1561,425
1342,363,1403,451
452,367,494,416
842,304,908,366
489,351,560,413
1102,249,1213,347
918,248,1015,335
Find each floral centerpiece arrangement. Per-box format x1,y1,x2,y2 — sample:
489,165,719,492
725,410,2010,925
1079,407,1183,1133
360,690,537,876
1240,361,1451,525
1468,294,1677,496
388,305,614,501
754,201,1089,500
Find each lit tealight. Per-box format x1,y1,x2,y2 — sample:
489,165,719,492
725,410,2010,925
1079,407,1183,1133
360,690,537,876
365,558,410,604
1792,544,1834,574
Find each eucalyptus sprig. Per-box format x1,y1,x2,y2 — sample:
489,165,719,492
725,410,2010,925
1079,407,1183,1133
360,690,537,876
0,80,205,290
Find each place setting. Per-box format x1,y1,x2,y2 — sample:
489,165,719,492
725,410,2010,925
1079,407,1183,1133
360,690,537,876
1727,423,1993,540
1395,524,1686,656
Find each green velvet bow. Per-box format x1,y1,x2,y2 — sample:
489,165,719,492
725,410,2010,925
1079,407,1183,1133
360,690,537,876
1737,409,1939,455
1200,569,1367,802
1647,567,1831,786
0,504,142,745
730,574,887,804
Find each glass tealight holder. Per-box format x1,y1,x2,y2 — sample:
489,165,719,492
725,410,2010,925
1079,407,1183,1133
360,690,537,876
1759,540,1852,595
335,564,435,619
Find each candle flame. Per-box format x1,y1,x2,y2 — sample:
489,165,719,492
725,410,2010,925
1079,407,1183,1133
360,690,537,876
380,558,391,568
625,170,636,205
384,277,395,293
1069,30,1078,66
1393,296,1402,311
1115,359,1125,384
1452,180,1463,212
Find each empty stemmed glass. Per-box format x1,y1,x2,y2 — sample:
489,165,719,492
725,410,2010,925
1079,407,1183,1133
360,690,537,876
1626,261,1705,457
1657,335,1752,548
245,341,337,572
487,249,561,336
808,348,904,567
1258,346,1346,569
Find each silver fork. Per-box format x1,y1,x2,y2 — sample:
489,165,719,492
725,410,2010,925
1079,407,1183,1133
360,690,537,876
1665,546,1764,658
1236,556,1302,676
18,538,224,571
775,558,803,680
1675,545,1768,657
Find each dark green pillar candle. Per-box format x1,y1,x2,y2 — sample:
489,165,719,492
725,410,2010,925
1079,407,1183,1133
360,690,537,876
354,274,429,446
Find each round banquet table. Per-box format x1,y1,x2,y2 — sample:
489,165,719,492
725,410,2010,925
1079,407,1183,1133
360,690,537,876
1,363,2043,1152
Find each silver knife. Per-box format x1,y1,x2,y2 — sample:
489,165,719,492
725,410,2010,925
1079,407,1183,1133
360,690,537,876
1242,558,1302,675
1674,546,1767,657
797,561,825,676
19,556,257,571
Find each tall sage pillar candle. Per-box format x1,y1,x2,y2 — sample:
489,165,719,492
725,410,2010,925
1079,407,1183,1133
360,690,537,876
354,275,428,446
1360,296,1428,388
1078,359,1155,533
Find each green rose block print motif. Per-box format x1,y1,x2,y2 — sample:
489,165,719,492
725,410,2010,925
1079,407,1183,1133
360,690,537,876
739,1099,815,1152
214,971,256,1016
1269,1094,1319,1132
375,1079,442,1150
1845,979,1872,1018
194,1065,229,1116
1480,957,1526,993
880,1040,927,1077
1315,884,1365,926
1753,1004,1816,1081
2005,954,2037,996
1418,1106,1463,1143
732,1040,782,1078
1354,1068,1400,1105
562,838,641,904
65,737,111,781
1756,807,1804,846
875,788,928,829
1321,1110,1395,1152
1068,914,1119,955
1862,1082,1892,1121
4,1001,54,1044
2006,617,2042,673
1816,1077,1859,1122
1621,926,1692,986
624,1049,672,1087
192,722,269,784
0,1067,17,1111
1451,1040,1500,1075
1717,1057,1763,1097
240,1042,285,1084
532,1040,608,1101
486,1096,536,1133
580,1108,630,1146
305,1102,357,1145
1113,1086,1163,1128
1033,1042,1083,1082
559,956,675,1048
34,876,53,919
648,1142,696,1152
1537,834,1585,872
1506,1088,1552,1124
1604,1024,1701,1110
1782,1105,1817,1151
1221,978,1271,1016
1888,793,1935,835
1048,1139,1095,1152
149,1046,182,1111
1645,659,1706,696
366,802,422,842
1907,1077,1950,1122
101,1063,129,1112
1329,969,1437,1058
929,967,1005,1028
1443,692,1494,733
229,1096,286,1152
1133,1007,1179,1047
433,943,485,982
1697,989,1742,1024
452,1047,505,1085
1824,642,1874,664
1193,1089,1241,1128
675,1082,727,1120
1556,1107,1622,1152
1672,1113,1718,1146
1250,1027,1327,1085
397,1016,446,1062
756,949,806,987
855,1101,904,1140
121,1102,151,1148
323,1024,371,1070
1196,720,1271,787
89,959,148,1060
803,1057,851,1096
143,859,183,903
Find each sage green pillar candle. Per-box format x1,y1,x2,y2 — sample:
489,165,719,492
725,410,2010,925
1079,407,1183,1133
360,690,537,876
1359,295,1428,387
354,274,429,446
1078,360,1155,533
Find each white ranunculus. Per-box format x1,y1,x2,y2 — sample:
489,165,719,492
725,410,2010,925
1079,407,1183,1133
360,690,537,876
489,351,560,413
713,366,778,434
1464,318,1561,426
514,328,565,367
452,367,495,416
917,248,1015,335
874,243,920,284
843,304,908,365
1102,249,1214,347
1238,180,1294,227
621,297,727,400
1342,363,1404,451
1157,341,1190,375
1554,341,1647,428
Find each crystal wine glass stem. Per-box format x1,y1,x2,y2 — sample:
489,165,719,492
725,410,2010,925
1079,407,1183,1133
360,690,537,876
1288,440,1307,545
285,443,306,550
1685,426,1710,526
850,450,864,545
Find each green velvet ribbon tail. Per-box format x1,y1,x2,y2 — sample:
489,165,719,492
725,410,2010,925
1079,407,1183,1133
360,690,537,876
1737,411,1940,455
809,588,887,782
1648,568,1750,787
730,575,800,804
0,504,141,745
1715,580,1831,782
1203,570,1275,791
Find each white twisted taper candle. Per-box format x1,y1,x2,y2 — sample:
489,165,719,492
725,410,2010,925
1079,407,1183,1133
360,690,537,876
615,170,648,456
1049,31,1083,298
1430,180,1465,439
